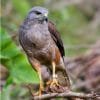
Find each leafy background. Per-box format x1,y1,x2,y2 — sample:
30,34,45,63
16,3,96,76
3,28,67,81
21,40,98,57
1,0,100,100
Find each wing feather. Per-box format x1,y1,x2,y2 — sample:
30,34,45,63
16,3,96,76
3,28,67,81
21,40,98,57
48,21,65,57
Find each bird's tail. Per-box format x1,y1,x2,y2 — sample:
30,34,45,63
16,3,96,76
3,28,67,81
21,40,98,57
56,66,71,89
56,62,77,100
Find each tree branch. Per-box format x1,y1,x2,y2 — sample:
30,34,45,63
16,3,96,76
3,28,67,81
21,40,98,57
33,91,98,100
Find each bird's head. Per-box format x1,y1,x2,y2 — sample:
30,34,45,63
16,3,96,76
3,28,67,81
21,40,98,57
27,6,48,22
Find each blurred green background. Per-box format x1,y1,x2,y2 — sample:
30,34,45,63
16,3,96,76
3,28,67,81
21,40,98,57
1,0,100,99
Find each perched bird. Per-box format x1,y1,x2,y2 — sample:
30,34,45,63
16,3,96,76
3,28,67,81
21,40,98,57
19,6,70,95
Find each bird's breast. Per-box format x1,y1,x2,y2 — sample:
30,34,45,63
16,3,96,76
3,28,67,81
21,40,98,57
27,24,50,46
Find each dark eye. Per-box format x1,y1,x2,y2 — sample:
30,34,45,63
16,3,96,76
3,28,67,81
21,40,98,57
35,11,41,15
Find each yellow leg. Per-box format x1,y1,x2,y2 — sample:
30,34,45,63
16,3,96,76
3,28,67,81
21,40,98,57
50,61,60,88
33,68,44,96
34,69,44,96
38,69,44,96
28,58,44,96
52,61,56,79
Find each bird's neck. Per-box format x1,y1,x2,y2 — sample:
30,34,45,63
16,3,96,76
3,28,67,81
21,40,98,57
24,18,47,26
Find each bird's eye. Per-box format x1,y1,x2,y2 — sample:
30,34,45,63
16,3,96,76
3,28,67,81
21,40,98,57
35,11,41,15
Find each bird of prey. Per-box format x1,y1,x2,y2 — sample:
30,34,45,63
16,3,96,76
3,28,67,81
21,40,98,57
19,6,70,95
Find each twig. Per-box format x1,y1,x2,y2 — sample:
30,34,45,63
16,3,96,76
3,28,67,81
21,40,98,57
33,91,98,100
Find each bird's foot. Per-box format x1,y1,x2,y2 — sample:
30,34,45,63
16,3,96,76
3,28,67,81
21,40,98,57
47,75,60,88
46,78,63,93
50,78,60,88
33,84,44,96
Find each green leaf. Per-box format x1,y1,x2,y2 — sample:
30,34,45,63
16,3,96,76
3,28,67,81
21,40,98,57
11,54,39,84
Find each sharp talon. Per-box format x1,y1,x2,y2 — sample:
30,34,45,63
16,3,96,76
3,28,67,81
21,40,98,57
50,78,60,88
46,80,52,85
46,76,60,88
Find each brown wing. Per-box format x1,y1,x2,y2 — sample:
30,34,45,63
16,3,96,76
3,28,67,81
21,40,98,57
48,21,65,57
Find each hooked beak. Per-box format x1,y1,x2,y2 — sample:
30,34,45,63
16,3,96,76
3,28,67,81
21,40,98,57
44,13,48,17
43,13,48,21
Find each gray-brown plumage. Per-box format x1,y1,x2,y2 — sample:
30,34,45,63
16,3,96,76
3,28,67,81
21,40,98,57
19,6,70,95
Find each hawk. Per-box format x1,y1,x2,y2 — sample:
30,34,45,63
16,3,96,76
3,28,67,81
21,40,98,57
19,6,70,95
